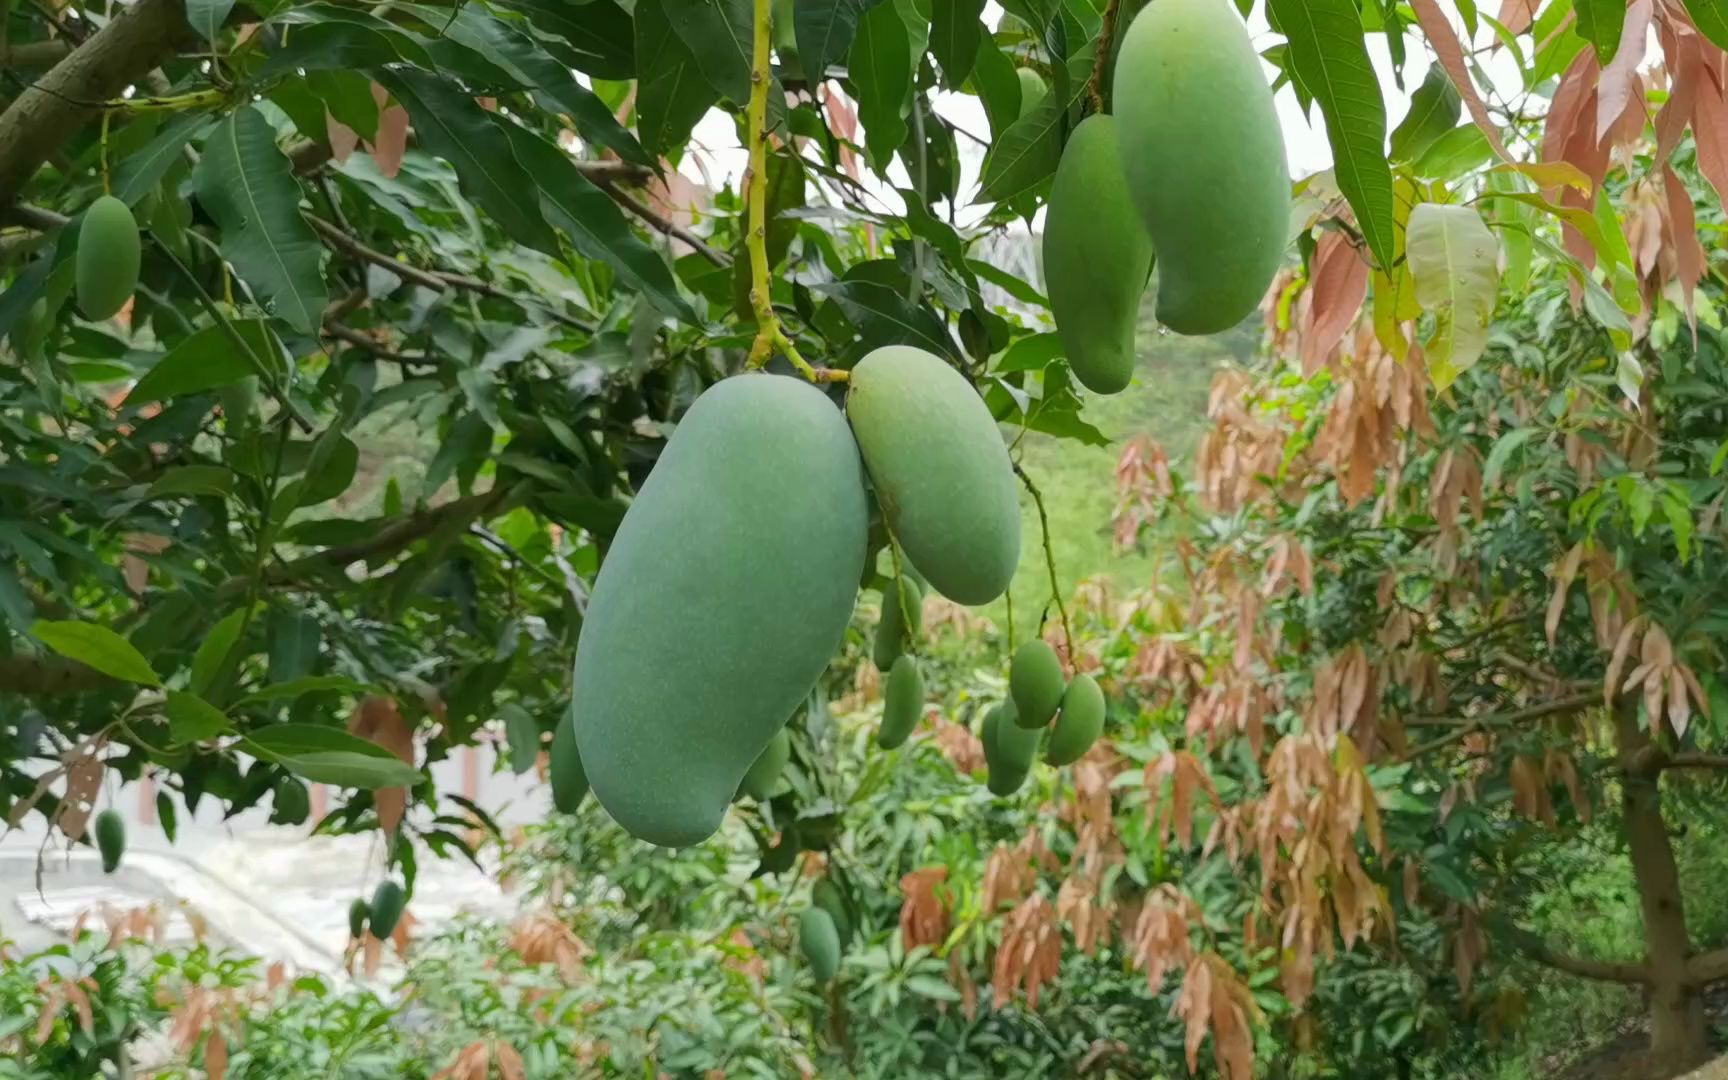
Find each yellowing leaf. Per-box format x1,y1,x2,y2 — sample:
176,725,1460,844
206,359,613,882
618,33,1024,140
1406,203,1500,390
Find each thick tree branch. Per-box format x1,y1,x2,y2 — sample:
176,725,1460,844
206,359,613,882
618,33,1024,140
1406,691,1598,730
1686,947,1728,987
0,0,191,206
1495,919,1649,984
0,655,116,695
2,39,71,67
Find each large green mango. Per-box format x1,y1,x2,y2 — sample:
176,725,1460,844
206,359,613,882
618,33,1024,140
871,574,923,672
981,701,1039,796
1046,673,1104,765
799,907,842,982
846,347,1020,605
1113,0,1288,335
549,707,589,814
1009,640,1065,729
572,375,867,847
76,195,140,321
879,654,923,749
737,728,791,802
1044,115,1154,394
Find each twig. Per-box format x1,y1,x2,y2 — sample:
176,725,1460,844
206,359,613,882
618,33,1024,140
596,178,730,267
321,321,434,366
1405,692,1597,730
1012,461,1073,667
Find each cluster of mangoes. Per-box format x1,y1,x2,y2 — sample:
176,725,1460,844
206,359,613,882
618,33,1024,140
1045,0,1288,393
558,343,1072,850
983,640,1106,795
346,878,406,941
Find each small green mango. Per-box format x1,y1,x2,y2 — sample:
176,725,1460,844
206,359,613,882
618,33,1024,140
846,347,1020,605
879,654,924,750
738,727,791,802
94,808,125,874
76,195,141,321
1010,640,1066,729
872,574,924,672
1016,68,1047,118
799,906,842,983
812,878,854,945
982,701,1038,795
272,778,310,826
1113,0,1288,334
1046,673,1105,766
549,709,590,814
1045,115,1154,394
347,898,371,939
369,880,406,939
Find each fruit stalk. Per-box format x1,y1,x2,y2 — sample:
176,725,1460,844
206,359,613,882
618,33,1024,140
743,0,846,384
1085,0,1121,114
1013,461,1074,668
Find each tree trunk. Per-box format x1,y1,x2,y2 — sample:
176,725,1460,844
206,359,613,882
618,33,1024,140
1616,700,1711,1075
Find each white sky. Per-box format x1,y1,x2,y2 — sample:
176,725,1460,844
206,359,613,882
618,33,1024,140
678,3,1538,220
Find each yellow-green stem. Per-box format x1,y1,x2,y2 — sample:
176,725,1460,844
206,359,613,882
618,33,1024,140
1013,462,1074,669
742,0,846,385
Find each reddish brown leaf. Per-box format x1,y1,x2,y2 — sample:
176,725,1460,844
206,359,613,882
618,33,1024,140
348,696,414,835
1496,0,1538,34
1662,163,1706,336
326,112,359,165
205,1031,228,1080
1694,67,1728,205
1300,230,1371,375
1595,0,1652,142
1410,0,1511,159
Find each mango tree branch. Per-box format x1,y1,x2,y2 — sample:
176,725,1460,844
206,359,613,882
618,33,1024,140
0,655,116,696
740,0,844,384
594,177,730,267
0,0,191,206
1490,916,1649,985
1686,947,1728,987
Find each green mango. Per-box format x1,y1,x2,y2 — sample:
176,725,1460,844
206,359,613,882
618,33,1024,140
572,374,868,847
981,701,1038,795
1045,115,1154,394
812,878,854,944
76,195,141,321
347,897,371,939
1010,640,1065,729
271,778,310,825
369,880,406,939
549,707,590,814
94,808,125,873
1016,68,1047,118
738,727,791,802
1113,0,1288,335
1046,673,1105,765
846,347,1020,605
872,574,924,672
879,654,924,749
799,906,842,982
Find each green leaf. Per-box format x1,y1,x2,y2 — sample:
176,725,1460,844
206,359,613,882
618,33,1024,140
500,703,541,775
193,107,328,333
1406,202,1499,390
166,691,231,743
1662,490,1693,563
850,0,913,171
147,466,234,500
816,278,954,358
797,0,886,79
113,114,211,206
246,725,422,788
969,30,1021,139
1482,427,1539,489
977,43,1093,202
397,4,649,166
32,620,160,687
931,0,984,89
995,331,1063,373
261,22,430,75
1575,0,1627,64
1684,0,1728,50
1389,65,1461,162
666,0,755,103
1269,0,1396,270
504,0,636,79
188,0,236,42
967,258,1047,305
1412,123,1495,181
635,0,725,157
127,320,278,404
501,123,698,323
375,68,558,255
190,607,250,697
236,675,372,706
156,792,177,843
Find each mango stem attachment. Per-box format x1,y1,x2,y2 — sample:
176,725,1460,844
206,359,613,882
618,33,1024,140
742,0,846,385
